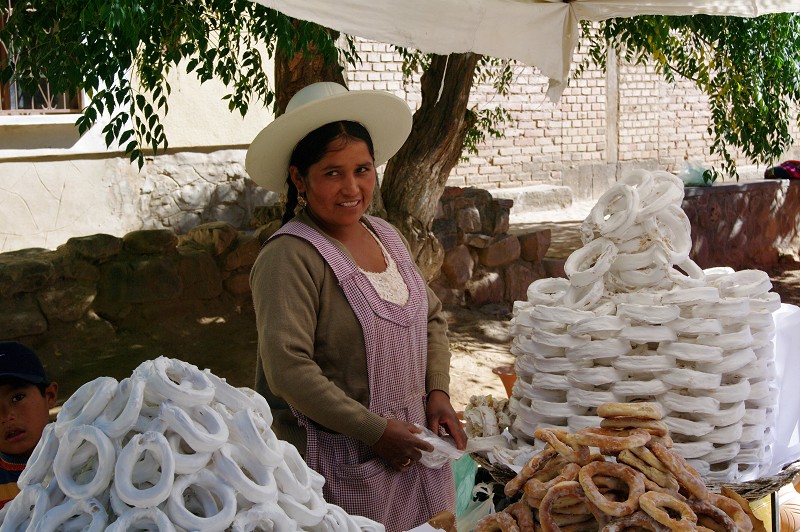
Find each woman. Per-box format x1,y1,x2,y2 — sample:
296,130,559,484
247,82,467,531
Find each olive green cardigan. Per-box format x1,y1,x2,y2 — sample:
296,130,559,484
250,212,452,454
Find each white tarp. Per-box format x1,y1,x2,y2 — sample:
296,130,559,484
250,0,800,98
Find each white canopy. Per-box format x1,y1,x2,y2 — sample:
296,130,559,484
250,0,800,98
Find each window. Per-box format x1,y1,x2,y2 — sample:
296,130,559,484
0,0,81,115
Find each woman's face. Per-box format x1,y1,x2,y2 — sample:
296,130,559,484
290,137,376,232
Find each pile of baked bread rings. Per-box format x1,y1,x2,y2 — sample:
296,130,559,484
476,402,764,532
0,357,384,531
510,169,780,483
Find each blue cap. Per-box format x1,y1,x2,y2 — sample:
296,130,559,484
0,342,48,384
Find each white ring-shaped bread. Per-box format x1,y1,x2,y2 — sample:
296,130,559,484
617,303,680,325
663,416,715,437
530,328,591,348
617,291,665,305
696,347,756,374
203,370,274,427
106,507,177,532
747,380,772,401
53,424,115,500
512,313,567,333
109,481,133,517
703,422,744,444
702,442,742,465
0,484,51,530
708,379,751,403
274,440,326,502
749,291,782,312
660,286,720,305
114,431,175,508
703,266,736,282
669,441,714,459
703,401,746,427
686,459,711,477
532,356,592,374
660,367,721,389
231,503,299,532
610,242,670,272
748,310,775,329
611,379,670,397
160,400,229,453
566,388,617,408
54,376,117,437
747,386,779,408
527,277,570,305
667,317,723,336
143,356,216,407
165,431,212,475
167,469,236,531
17,423,57,488
321,503,366,532
529,397,584,417
619,325,677,344
694,324,753,351
611,354,676,372
735,357,769,380
716,269,773,298
567,367,622,386
277,491,328,528
229,408,284,467
565,338,632,361
740,424,769,444
212,443,278,504
530,304,596,325
661,391,720,414
567,415,606,432
691,297,750,319
656,342,723,363
666,259,706,288
531,373,570,390
568,315,627,337
618,168,656,201
751,329,775,349
636,177,684,221
95,377,146,439
513,337,565,358
588,183,640,238
610,266,667,290
564,237,618,288
743,408,767,425
37,497,107,532
655,205,692,264
562,278,604,311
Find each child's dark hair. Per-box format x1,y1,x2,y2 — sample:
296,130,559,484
281,121,375,225
0,376,50,396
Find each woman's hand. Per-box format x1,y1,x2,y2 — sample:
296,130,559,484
426,390,467,451
372,418,435,471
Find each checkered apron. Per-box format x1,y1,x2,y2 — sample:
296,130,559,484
273,216,455,532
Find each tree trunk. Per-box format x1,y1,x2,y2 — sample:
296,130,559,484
382,52,480,281
274,20,346,115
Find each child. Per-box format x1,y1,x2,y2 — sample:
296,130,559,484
0,341,57,508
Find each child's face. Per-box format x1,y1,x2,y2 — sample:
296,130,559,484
0,382,57,457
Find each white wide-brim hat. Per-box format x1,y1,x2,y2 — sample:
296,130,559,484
245,82,413,193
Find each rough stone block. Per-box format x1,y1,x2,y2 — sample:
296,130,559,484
0,252,56,297
97,258,182,304
465,271,504,306
456,207,482,234
180,221,239,256
224,234,262,271
178,248,224,300
123,230,179,255
223,272,252,296
503,260,540,303
0,294,47,339
441,245,474,288
478,235,521,268
519,229,552,262
37,280,96,323
61,234,122,261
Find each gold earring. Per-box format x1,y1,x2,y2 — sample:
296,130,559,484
295,193,307,214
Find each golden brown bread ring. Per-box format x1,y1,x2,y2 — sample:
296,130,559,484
688,498,738,532
573,428,651,452
597,402,665,420
647,441,708,500
600,417,669,437
524,462,582,500
534,427,592,465
638,491,697,532
475,511,521,532
539,481,594,532
617,449,680,492
705,492,754,532
505,446,558,497
578,461,646,517
601,510,670,531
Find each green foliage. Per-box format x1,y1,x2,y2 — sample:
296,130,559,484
577,13,800,179
0,0,353,168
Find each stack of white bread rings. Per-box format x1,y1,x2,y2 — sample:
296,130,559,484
510,169,780,483
0,357,385,531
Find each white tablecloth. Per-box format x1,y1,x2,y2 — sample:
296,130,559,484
768,303,800,476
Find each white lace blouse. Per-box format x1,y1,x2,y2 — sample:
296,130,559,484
358,223,410,306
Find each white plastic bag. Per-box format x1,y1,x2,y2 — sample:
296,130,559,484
414,424,465,469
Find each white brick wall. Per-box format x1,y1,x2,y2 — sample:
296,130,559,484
345,38,794,198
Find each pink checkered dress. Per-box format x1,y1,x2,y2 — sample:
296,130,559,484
273,216,455,532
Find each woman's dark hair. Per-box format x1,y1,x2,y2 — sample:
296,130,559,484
281,121,375,225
